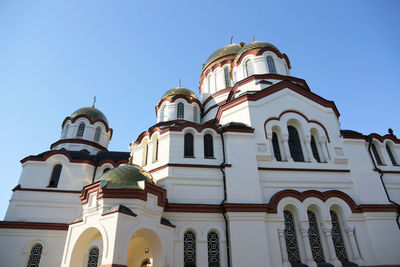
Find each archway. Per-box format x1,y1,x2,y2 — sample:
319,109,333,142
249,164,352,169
126,228,163,267
69,227,103,267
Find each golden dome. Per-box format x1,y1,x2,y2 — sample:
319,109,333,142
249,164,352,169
234,41,278,63
203,43,242,70
159,87,198,104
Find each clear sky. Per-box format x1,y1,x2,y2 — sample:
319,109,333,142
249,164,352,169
0,0,399,218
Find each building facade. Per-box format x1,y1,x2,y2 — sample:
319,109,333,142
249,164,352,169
1,41,400,267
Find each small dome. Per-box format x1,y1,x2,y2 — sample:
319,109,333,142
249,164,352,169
203,43,242,70
71,107,108,123
99,164,154,189
234,41,278,63
159,87,198,104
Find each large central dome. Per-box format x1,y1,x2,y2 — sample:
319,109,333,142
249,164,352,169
203,43,242,70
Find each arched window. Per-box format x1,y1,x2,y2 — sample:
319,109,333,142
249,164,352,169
143,143,149,166
310,135,321,162
283,210,301,264
177,103,184,119
184,231,196,267
26,243,43,267
288,126,304,162
272,132,282,161
160,106,165,122
204,134,214,158
307,211,325,263
330,210,349,263
245,60,254,77
87,247,99,267
208,232,220,267
267,56,277,73
103,168,110,174
153,137,159,162
63,125,69,139
386,144,397,165
371,143,383,165
94,127,101,142
184,133,194,157
193,106,198,123
207,75,211,93
224,67,231,88
48,164,62,188
77,123,85,138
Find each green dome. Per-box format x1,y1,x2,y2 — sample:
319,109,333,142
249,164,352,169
234,41,278,63
99,164,154,190
71,107,108,123
203,43,242,69
159,87,198,104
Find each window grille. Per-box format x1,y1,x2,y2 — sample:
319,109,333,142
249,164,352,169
177,103,184,119
288,126,304,162
207,232,220,267
310,135,321,162
330,210,348,262
94,127,101,142
184,133,194,157
245,60,254,77
204,134,214,158
371,144,383,165
48,164,62,188
272,132,282,161
283,210,301,263
267,56,277,73
26,243,43,267
184,231,196,267
87,247,99,267
224,67,231,88
307,211,325,263
77,123,85,138
386,144,397,165
193,106,198,123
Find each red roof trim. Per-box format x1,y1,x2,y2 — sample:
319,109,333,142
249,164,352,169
50,139,108,151
62,114,111,133
155,95,202,113
21,149,95,165
203,87,232,107
0,221,68,230
148,163,232,173
258,167,349,173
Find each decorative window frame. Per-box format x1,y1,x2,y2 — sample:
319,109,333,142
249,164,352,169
384,140,399,166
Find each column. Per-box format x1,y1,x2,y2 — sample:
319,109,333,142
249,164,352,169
304,136,316,163
278,228,291,267
300,228,317,267
345,227,365,266
282,135,293,162
320,137,331,162
322,227,342,267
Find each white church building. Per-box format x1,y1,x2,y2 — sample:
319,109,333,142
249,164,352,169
1,40,400,267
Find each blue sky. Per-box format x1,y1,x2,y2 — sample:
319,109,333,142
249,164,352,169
0,0,399,218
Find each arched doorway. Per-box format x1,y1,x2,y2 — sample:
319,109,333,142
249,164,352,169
126,228,163,267
69,227,104,267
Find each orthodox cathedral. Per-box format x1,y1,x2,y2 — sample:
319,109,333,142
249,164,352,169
1,40,400,267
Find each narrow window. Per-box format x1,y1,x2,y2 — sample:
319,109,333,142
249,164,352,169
311,135,321,162
184,231,196,267
144,143,149,166
386,144,397,165
103,168,110,174
160,106,165,122
272,132,282,161
87,247,99,267
208,232,220,267
94,127,101,142
283,210,301,264
267,56,277,73
371,143,383,165
204,134,214,158
288,126,304,162
207,76,211,93
307,211,325,263
245,60,254,77
193,106,198,123
63,125,69,139
330,210,349,263
177,103,184,119
184,133,194,157
77,123,85,138
26,243,43,267
48,164,62,188
153,138,159,162
224,67,231,88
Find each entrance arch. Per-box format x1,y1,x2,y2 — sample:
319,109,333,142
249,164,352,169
126,228,163,267
69,227,104,267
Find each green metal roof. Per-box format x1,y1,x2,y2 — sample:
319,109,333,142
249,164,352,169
99,164,154,190
71,107,108,123
203,43,242,70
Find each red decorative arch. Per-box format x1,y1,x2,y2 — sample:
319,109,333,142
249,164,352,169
62,114,112,135
155,95,202,112
264,110,331,143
